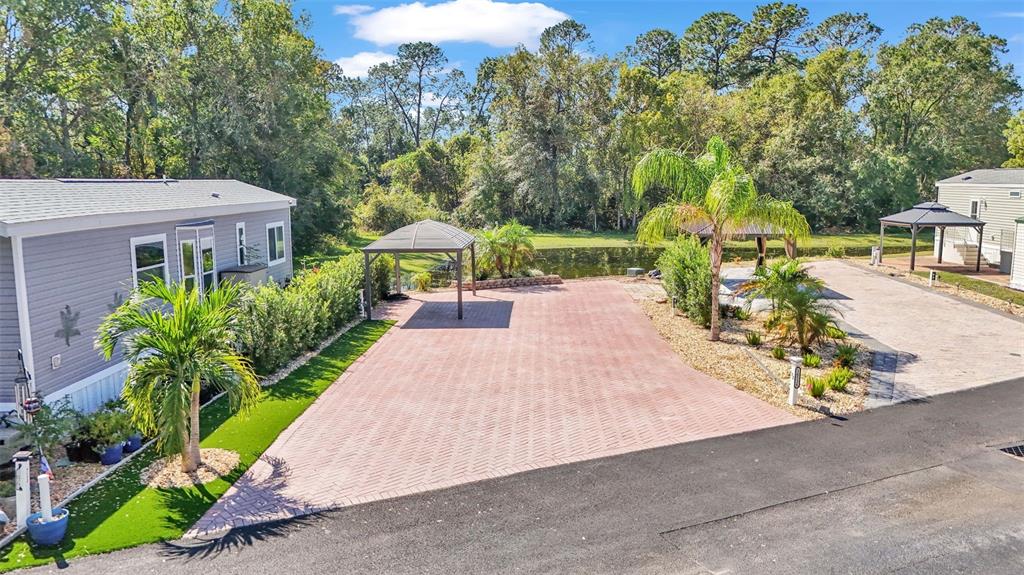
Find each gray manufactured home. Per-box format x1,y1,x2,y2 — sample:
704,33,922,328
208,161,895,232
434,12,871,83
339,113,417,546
934,169,1024,283
0,179,295,413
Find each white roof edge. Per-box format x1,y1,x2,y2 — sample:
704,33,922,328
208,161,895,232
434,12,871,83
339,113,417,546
2,199,295,238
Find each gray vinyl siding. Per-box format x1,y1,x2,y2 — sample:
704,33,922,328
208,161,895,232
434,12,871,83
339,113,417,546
212,208,293,283
0,238,20,403
936,184,1024,259
20,208,293,399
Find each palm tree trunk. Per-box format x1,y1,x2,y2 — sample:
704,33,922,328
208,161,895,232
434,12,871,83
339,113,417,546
709,235,723,341
181,384,202,473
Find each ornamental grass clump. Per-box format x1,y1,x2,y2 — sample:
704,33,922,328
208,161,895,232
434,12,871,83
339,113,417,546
802,353,822,368
825,367,854,392
745,331,762,347
771,346,786,360
806,375,827,398
412,272,433,292
834,343,859,368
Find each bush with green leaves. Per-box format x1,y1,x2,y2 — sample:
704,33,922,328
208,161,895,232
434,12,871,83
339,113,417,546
739,259,824,311
354,183,443,234
806,375,827,398
834,344,859,368
477,220,536,278
825,367,854,392
658,236,713,328
764,284,843,352
412,272,433,291
83,407,133,452
802,353,822,368
15,399,80,460
771,346,786,360
825,243,847,259
745,331,762,347
235,252,393,374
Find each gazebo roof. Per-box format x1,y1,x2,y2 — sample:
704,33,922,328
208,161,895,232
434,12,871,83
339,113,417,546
362,219,475,253
879,202,984,228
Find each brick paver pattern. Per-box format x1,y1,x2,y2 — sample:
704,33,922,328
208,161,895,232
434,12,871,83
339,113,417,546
189,280,797,536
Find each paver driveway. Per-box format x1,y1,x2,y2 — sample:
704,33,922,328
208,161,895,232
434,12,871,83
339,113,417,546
190,280,795,535
809,261,1024,403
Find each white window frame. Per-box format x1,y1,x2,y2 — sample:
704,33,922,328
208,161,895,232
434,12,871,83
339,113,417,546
179,238,197,290
200,235,217,291
969,198,980,219
266,221,286,266
236,222,247,266
130,233,169,289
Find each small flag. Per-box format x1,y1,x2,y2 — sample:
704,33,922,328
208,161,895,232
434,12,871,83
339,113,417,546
39,454,54,480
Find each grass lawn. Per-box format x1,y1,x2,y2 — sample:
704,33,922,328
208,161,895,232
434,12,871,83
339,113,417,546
0,320,393,572
912,271,1024,306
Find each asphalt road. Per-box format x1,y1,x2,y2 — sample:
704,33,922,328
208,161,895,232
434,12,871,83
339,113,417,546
22,376,1024,575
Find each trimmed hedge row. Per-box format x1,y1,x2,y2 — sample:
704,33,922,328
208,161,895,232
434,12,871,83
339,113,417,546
235,252,393,374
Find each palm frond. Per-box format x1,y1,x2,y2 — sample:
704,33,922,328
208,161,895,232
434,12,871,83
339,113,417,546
631,148,693,200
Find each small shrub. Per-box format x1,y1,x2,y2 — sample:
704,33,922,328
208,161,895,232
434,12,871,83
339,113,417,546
802,353,822,368
834,343,858,368
412,272,433,291
825,367,854,392
771,346,786,360
806,375,827,398
658,236,712,328
826,325,848,340
733,307,751,321
745,331,762,347
825,243,847,259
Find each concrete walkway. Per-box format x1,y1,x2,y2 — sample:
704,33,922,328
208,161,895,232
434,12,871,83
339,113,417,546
188,280,795,535
809,260,1024,403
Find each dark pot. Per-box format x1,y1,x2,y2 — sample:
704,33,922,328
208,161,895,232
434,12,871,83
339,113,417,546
98,444,123,466
123,433,142,454
65,440,100,463
26,508,69,547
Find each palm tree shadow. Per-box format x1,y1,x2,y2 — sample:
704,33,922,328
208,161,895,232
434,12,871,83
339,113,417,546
157,513,326,562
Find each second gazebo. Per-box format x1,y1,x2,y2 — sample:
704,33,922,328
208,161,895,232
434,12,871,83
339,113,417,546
878,202,985,271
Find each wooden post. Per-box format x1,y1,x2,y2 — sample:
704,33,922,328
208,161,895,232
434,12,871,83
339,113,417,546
470,243,477,296
755,236,767,268
909,224,918,271
363,251,372,320
976,225,984,272
784,236,797,259
456,250,463,320
937,227,945,264
394,252,402,295
878,224,885,263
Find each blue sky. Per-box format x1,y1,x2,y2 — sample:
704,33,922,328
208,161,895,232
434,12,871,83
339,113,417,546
294,0,1024,81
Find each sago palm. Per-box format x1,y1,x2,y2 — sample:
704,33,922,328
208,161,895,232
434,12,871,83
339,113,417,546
632,137,810,340
96,280,261,473
738,259,824,311
763,287,841,353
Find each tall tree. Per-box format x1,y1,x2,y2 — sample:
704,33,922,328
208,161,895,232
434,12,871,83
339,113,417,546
730,2,809,82
1003,111,1024,168
799,12,881,53
625,29,683,79
680,12,744,90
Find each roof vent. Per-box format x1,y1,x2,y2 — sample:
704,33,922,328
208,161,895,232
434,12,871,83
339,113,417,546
962,175,973,181
211,192,221,199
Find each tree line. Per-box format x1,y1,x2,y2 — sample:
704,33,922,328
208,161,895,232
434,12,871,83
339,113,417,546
2,0,1021,249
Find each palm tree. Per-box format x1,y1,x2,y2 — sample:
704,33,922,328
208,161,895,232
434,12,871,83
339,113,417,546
738,259,824,311
96,281,261,473
763,287,841,353
632,137,810,340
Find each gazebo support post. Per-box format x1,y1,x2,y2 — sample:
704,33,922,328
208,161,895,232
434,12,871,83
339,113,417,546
470,242,477,295
755,236,767,268
394,253,402,295
976,224,984,272
364,251,372,320
937,227,945,264
455,249,464,319
878,224,885,263
909,224,918,271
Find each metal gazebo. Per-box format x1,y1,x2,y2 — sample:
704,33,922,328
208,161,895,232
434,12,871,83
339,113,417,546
361,220,476,320
878,202,986,271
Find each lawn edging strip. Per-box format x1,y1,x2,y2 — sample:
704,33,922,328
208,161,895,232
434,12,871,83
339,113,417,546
0,319,394,573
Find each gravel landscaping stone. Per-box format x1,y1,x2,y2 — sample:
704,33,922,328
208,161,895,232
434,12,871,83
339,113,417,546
138,449,240,489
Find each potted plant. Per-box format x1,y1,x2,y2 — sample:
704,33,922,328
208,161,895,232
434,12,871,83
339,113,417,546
14,399,79,464
26,507,69,546
123,430,143,454
85,409,132,465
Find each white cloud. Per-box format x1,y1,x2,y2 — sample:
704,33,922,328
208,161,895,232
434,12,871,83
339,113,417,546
347,0,568,48
333,4,374,16
997,11,1024,18
335,51,397,77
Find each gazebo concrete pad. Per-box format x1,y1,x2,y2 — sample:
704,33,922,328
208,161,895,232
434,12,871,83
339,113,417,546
188,280,796,536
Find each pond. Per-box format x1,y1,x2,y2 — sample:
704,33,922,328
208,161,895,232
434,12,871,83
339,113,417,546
532,244,888,279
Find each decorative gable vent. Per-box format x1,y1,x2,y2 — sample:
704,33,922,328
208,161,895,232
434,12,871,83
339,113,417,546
1010,190,1021,199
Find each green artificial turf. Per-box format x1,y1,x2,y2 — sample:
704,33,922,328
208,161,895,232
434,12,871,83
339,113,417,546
0,320,394,572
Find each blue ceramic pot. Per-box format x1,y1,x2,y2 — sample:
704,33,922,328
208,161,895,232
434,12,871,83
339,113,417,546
123,433,142,453
26,508,69,546
99,443,123,465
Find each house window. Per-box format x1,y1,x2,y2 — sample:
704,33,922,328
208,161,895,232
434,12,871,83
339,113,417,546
969,199,980,219
180,239,196,291
200,236,216,291
130,234,168,288
266,221,285,266
236,222,246,265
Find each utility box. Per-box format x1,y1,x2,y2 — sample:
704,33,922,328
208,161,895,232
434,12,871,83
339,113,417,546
219,263,270,286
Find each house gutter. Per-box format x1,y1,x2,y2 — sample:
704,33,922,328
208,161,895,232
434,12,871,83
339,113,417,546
10,236,35,396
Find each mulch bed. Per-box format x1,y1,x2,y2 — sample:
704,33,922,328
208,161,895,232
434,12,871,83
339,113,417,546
139,449,239,489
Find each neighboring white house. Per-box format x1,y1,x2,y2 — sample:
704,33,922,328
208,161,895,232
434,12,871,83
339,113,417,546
935,169,1024,280
0,179,296,413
